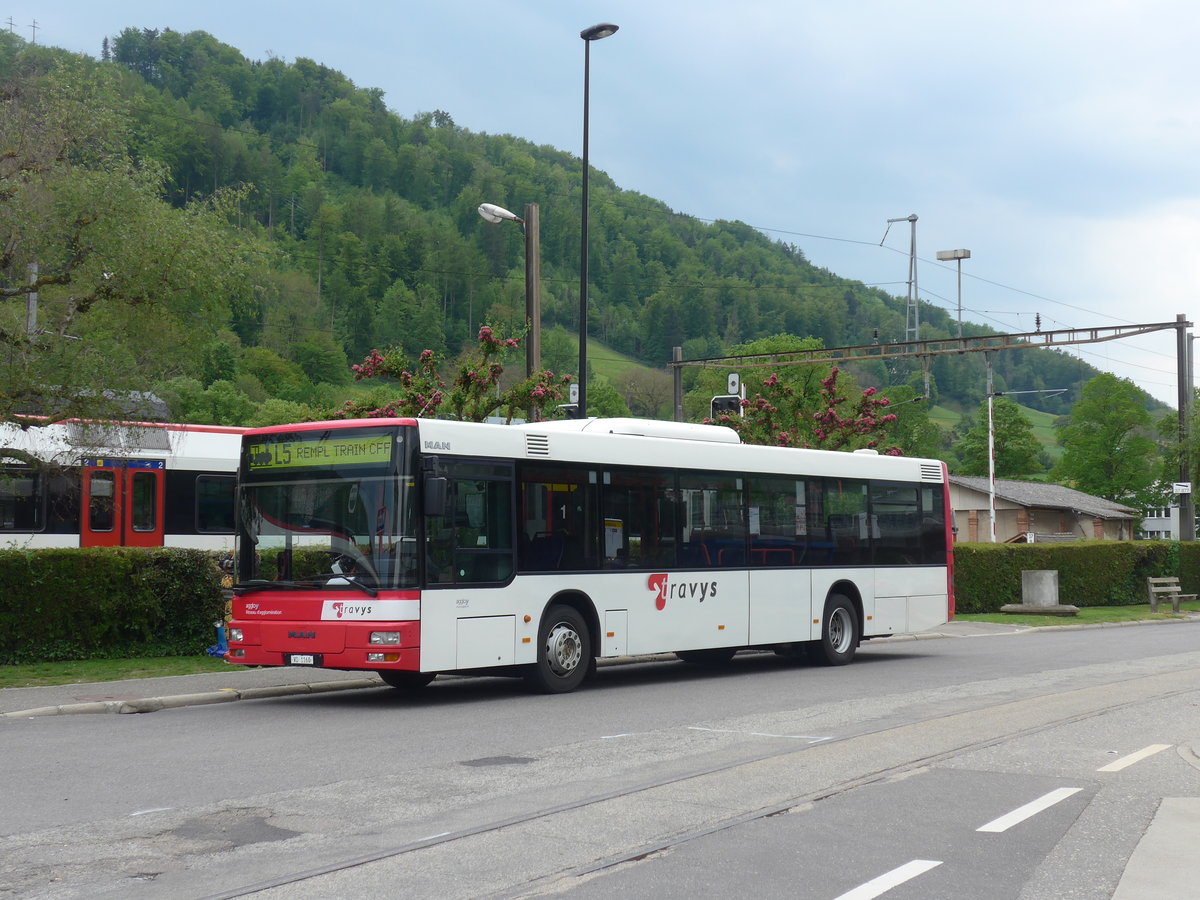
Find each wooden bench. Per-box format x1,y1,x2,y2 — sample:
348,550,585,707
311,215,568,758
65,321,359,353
1146,576,1197,613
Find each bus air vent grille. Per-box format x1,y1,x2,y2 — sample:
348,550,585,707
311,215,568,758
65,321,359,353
919,463,943,482
526,434,551,456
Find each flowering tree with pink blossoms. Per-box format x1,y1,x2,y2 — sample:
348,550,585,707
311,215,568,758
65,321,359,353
704,367,902,454
335,326,572,423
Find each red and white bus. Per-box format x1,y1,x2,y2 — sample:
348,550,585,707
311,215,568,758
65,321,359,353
1,420,245,549
227,417,953,692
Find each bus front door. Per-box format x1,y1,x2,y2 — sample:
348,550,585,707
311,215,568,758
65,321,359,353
80,459,166,547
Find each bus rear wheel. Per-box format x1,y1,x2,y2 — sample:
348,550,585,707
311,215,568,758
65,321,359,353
525,604,592,694
814,594,858,666
377,670,436,689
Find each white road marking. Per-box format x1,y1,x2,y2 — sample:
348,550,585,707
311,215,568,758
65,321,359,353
977,787,1082,833
833,859,943,900
1097,744,1172,772
129,807,173,817
688,726,832,743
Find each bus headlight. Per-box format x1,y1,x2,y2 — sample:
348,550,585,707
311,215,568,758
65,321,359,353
370,632,401,645
229,628,244,642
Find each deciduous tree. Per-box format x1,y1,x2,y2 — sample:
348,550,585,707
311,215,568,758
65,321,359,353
337,326,571,423
0,53,252,450
954,397,1043,477
1054,373,1159,503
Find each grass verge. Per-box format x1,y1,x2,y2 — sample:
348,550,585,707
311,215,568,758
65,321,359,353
956,600,1200,628
0,655,231,690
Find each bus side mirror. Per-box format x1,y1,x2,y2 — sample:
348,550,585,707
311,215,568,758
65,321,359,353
423,475,447,517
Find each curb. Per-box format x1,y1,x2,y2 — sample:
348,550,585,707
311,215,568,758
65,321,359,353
1,679,380,719
3,618,1195,719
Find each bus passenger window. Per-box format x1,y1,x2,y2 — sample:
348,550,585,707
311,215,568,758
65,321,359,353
427,462,514,585
517,464,599,572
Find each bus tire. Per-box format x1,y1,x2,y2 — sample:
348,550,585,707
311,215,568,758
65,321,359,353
377,670,436,689
675,648,737,666
525,604,592,694
814,593,858,666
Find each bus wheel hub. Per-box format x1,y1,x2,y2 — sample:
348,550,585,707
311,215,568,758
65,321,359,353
545,623,582,675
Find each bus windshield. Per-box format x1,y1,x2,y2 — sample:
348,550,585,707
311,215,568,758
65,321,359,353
235,426,419,591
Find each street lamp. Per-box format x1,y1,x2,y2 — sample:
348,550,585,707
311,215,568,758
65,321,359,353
936,248,971,338
577,22,618,419
477,202,541,382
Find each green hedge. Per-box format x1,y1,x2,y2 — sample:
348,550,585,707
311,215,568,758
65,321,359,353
953,541,1193,614
0,548,225,665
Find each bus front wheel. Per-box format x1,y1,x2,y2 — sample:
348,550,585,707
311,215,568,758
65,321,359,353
814,594,858,666
526,604,592,694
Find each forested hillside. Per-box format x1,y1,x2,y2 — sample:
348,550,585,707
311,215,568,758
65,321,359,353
0,27,1156,434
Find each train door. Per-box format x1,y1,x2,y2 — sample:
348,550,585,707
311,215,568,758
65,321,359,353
80,459,166,547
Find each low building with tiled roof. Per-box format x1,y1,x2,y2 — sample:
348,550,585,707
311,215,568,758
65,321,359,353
949,475,1139,543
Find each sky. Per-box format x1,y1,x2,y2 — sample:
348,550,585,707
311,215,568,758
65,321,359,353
11,0,1200,404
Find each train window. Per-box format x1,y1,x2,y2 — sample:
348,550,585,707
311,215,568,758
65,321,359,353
0,467,44,531
196,475,236,533
89,471,116,532
131,471,157,532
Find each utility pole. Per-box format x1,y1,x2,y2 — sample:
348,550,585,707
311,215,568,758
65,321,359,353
672,346,683,422
886,214,926,395
1177,314,1195,540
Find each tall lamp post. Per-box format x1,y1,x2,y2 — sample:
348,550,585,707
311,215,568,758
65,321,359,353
936,248,971,338
577,22,618,419
477,202,541,381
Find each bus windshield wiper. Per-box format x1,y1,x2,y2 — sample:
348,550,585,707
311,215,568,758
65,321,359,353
303,573,380,597
234,580,309,595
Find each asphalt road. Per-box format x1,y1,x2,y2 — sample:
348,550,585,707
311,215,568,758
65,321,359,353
2,620,1199,899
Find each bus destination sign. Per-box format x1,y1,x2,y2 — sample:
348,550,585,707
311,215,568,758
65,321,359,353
247,435,393,470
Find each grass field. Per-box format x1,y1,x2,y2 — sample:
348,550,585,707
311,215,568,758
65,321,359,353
928,400,1063,465
0,656,230,690
955,600,1200,627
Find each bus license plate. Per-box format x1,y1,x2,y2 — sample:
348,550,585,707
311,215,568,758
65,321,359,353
287,653,321,666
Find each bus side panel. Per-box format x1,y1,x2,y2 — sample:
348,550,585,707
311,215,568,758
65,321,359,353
748,569,813,645
421,571,754,669
871,567,950,636
623,570,749,656
420,583,541,672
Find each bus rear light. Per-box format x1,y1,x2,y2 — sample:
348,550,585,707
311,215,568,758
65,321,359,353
368,653,401,663
228,628,244,642
370,632,401,645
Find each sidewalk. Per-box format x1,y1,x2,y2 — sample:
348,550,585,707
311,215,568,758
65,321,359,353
2,617,1191,719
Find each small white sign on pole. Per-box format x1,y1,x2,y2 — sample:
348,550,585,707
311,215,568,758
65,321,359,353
1173,482,1192,495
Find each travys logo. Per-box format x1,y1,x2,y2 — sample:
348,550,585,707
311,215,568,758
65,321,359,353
331,602,374,618
647,573,718,610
